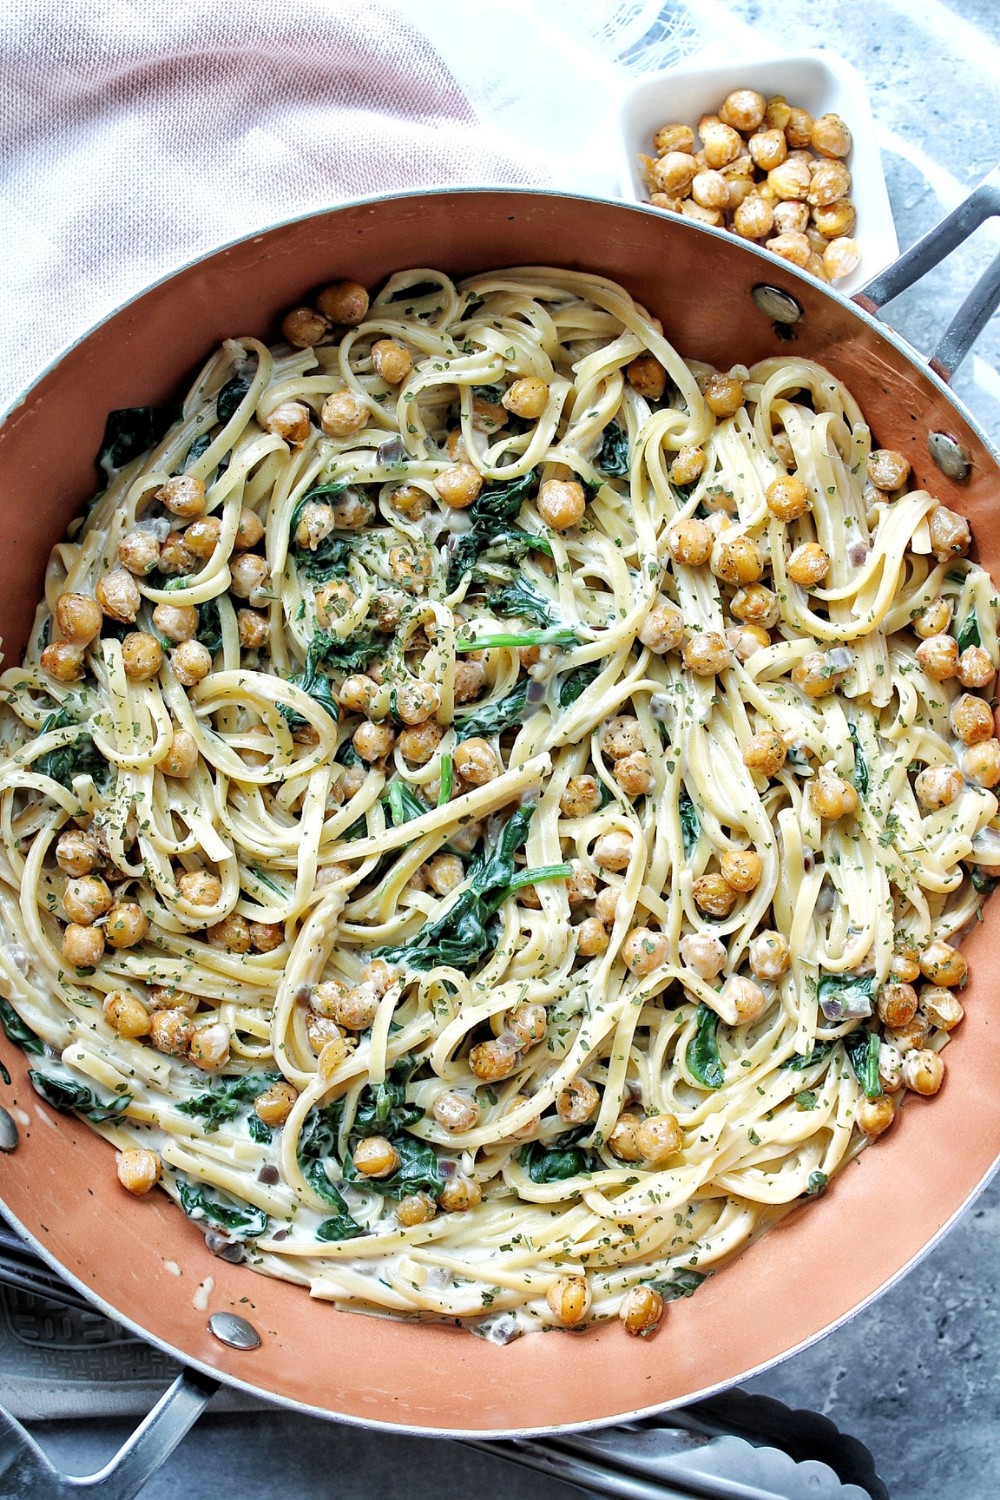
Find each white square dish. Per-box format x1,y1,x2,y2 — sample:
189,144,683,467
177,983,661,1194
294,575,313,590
617,48,898,299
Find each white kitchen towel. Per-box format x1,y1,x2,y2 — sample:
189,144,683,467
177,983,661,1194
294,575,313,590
0,0,702,414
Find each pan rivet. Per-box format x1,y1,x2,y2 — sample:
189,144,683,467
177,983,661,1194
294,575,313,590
928,431,972,481
208,1311,261,1351
751,284,803,324
0,1106,18,1152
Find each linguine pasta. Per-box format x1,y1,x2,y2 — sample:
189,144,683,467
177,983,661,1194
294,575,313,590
0,266,996,1338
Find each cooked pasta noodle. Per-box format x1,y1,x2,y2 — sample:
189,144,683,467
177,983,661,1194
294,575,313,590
0,266,996,1337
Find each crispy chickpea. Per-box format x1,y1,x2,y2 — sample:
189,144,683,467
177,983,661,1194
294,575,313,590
622,927,669,976
866,449,910,491
508,1002,547,1048
626,354,667,400
104,901,148,950
964,739,1000,787
879,1041,904,1093
919,940,967,986
560,774,602,818
388,544,432,592
233,508,265,552
426,854,465,897
639,599,685,653
902,1048,945,1096
767,156,812,200
619,1284,664,1337
117,530,161,577
248,920,283,954
712,534,764,585
316,280,369,325
55,829,101,878
692,874,737,917
650,150,698,195
575,917,609,956
103,989,150,1038
229,553,269,601
743,729,786,777
502,376,549,419
603,715,644,761
41,642,86,682
720,849,762,892
454,737,499,786
63,874,113,925
786,542,830,588
294,501,335,551
636,1112,683,1164
809,767,859,820
171,640,213,686
121,632,162,682
731,583,779,629
353,720,395,762
320,389,368,438
546,1274,591,1326
811,112,852,158
236,609,269,650
667,516,712,566
682,631,732,676
566,860,597,909
434,462,482,510
371,339,412,384
877,982,919,1029
733,194,775,239
149,1009,192,1056
914,765,964,810
254,1080,298,1127
157,474,206,520
594,886,619,927
470,1035,518,1082
691,169,729,210
397,1191,437,1226
718,87,765,132
117,1148,161,1196
177,868,223,907
148,985,197,1015
97,568,141,622
792,651,838,698
953,699,995,750
62,921,105,970
55,592,102,646
890,952,921,984
766,474,810,521
266,400,311,445
313,580,357,630
608,1112,644,1162
282,306,332,347
557,1077,600,1124
772,199,810,235
915,634,960,681
823,237,861,281
723,975,769,1024
184,515,222,559
927,505,972,561
703,372,745,417
309,978,347,1019
652,122,695,155
593,830,633,872
701,121,743,169
614,751,655,797
337,675,380,717
429,1091,480,1135
208,912,251,952
679,932,727,979
353,1135,401,1178
668,445,706,486
537,478,586,530
920,984,964,1031
152,602,198,644
857,1095,895,1138
397,719,443,765
395,680,441,726
305,1012,342,1056
749,929,790,980
766,231,812,268
748,129,788,172
958,646,995,690
450,662,484,706
913,597,952,639
807,159,851,208
784,106,814,149
159,530,197,575
438,1175,482,1212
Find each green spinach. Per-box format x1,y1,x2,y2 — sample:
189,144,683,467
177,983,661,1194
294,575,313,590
849,724,869,797
679,789,700,858
784,1041,836,1072
816,972,875,1021
455,679,529,739
343,1134,443,1201
485,578,556,630
98,407,164,475
176,1071,281,1133
596,422,629,477
216,372,254,425
0,998,44,1055
197,598,224,655
558,660,602,708
177,1177,269,1238
520,1129,597,1183
686,1004,724,1089
29,1070,132,1123
386,781,427,828
36,711,109,790
468,468,538,528
805,1170,829,1196
844,1029,882,1099
957,611,981,653
652,1268,707,1301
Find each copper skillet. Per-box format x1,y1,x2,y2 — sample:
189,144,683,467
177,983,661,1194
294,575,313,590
0,180,999,1485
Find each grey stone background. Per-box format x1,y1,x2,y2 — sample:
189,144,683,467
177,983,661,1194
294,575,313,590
10,0,1000,1495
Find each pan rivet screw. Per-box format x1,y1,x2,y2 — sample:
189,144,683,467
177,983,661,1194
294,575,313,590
0,1106,18,1152
928,431,971,481
751,284,803,324
208,1311,261,1351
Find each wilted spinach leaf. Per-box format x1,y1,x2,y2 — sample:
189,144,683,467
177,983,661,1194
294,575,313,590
686,1004,724,1089
98,407,163,476
177,1177,269,1238
216,372,254,425
36,711,109,790
455,679,529,739
468,468,538,528
679,789,700,858
176,1071,281,1133
597,422,629,477
817,972,875,1021
844,1029,882,1099
0,998,43,1054
29,1070,132,1122
197,597,224,655
558,660,602,708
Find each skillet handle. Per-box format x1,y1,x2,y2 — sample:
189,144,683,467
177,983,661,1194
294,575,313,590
0,1369,218,1500
854,163,1000,380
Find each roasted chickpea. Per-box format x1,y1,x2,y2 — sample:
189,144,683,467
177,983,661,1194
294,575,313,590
560,775,602,818
603,715,644,761
718,87,766,132
229,553,269,602
426,853,465,896
152,602,198,644
902,1048,945,1096
713,534,764,586
682,631,732,676
96,568,141,622
236,609,269,650
958,646,995,690
619,1284,664,1337
158,531,196,575
508,1002,547,1048
207,912,251,953
927,505,972,562
546,1274,591,1326
538,478,586,530
608,1112,644,1162
266,401,311,445
117,530,161,577
503,376,549,419
157,474,206,519
667,516,712,567
397,1191,437,1226
915,634,960,681
692,873,737,917
397,720,443,765
703,372,745,417
149,1008,192,1056
639,598,685,654
811,112,852,158
320,389,368,438
171,640,213,686
720,849,762,892
650,150,698,195
469,1035,518,1082
920,984,964,1031
733,194,775,239
63,874,113,925
766,474,810,521
254,1080,298,1127
626,354,667,400
184,515,222,559
122,632,162,682
857,1095,895,1138
636,1113,683,1164
177,868,223,907
914,765,964,810
964,739,1000,787
437,1175,482,1212
919,940,967,987
55,592,102,646
622,927,669,976
786,542,830,588
117,1148,161,1196
668,445,706,486
41,642,86,682
877,981,919,1029
950,693,994,745
432,1090,481,1133
103,989,150,1038
575,917,609,956
454,737,499,786
593,829,633,872
104,901,149,950
614,751,655,797
282,306,332,347
557,1077,600,1124
316,280,369,325
809,767,859,820
743,729,786,777
55,829,101,878
62,922,105,968
434,462,482,510
867,449,911,492
749,929,790,980
371,339,413,385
